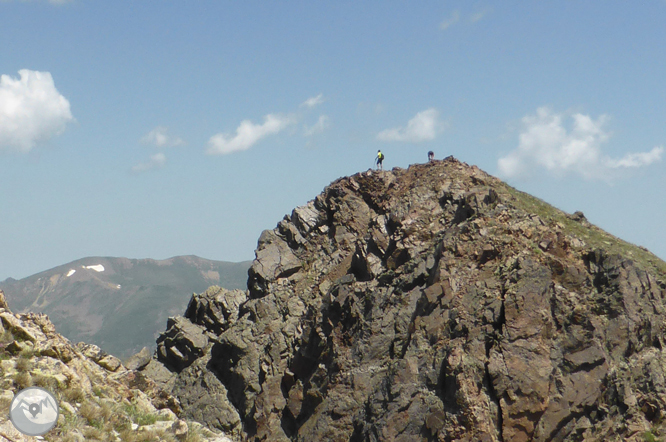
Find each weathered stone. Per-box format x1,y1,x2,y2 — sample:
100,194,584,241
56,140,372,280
291,200,322,235
124,346,152,371
184,286,247,335
0,312,39,342
172,419,189,439
98,354,122,371
0,289,8,310
171,354,242,436
156,316,209,370
144,158,666,442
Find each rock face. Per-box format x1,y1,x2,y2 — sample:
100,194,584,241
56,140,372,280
145,158,666,441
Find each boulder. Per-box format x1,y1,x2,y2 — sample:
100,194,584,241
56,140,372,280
156,316,209,371
124,346,152,371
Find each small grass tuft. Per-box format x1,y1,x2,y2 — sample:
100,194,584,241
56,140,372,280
0,330,14,344
92,386,105,398
123,403,159,426
32,373,59,391
13,371,32,389
0,396,12,415
15,356,32,373
81,426,105,440
184,427,203,442
644,430,660,442
60,386,86,404
54,413,86,440
79,400,105,430
19,347,34,359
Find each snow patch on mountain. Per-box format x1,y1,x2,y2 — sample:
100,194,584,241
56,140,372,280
82,264,105,272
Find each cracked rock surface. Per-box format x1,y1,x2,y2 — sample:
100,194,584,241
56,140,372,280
145,157,666,442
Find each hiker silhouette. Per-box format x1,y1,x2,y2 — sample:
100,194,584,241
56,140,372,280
376,150,384,170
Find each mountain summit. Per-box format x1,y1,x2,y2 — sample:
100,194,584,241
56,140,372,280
143,157,666,441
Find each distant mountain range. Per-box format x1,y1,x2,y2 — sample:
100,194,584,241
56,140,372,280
0,255,251,359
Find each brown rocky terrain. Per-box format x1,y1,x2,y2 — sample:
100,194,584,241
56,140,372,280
141,157,666,441
0,289,234,441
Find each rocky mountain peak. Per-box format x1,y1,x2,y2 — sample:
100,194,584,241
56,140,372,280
144,157,666,441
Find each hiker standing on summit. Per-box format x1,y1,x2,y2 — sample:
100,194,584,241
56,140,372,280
376,150,384,170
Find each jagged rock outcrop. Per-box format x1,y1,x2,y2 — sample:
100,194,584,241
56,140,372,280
0,289,234,441
145,158,666,441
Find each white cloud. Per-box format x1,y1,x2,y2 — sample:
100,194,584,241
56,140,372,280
301,94,325,108
303,115,330,137
0,69,74,153
206,113,295,155
141,126,184,147
440,10,460,30
377,108,442,143
498,107,664,180
132,153,166,173
604,146,664,169
470,7,492,23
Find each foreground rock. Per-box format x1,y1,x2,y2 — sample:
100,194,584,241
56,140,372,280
144,158,666,441
0,289,234,441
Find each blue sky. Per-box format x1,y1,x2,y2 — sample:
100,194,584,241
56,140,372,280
1,1,665,280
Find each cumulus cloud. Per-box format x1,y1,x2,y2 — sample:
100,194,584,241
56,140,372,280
301,94,325,108
132,153,166,173
206,113,295,155
304,115,330,137
141,126,184,147
377,108,443,143
498,107,664,180
0,69,74,152
440,10,460,30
